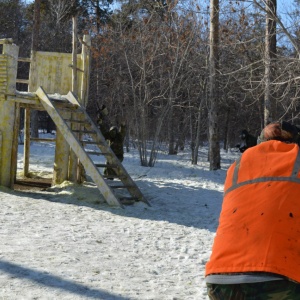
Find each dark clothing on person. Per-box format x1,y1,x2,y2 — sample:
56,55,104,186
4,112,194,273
102,124,126,179
237,130,257,152
103,125,126,160
96,105,126,178
207,280,300,300
236,145,247,153
96,105,110,133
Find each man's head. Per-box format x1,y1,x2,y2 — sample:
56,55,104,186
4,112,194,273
258,121,300,144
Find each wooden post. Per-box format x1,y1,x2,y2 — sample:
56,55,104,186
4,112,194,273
23,108,31,176
75,34,91,183
72,16,78,97
0,42,19,187
53,128,70,185
69,15,79,182
10,102,20,187
80,34,91,108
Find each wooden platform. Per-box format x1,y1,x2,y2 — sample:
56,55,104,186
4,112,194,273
14,178,52,191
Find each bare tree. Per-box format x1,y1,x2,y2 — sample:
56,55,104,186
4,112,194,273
264,0,277,125
208,0,220,170
48,0,78,24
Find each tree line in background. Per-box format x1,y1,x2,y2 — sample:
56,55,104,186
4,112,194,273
1,0,300,169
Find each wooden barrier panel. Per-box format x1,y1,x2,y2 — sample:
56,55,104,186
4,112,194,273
29,51,78,95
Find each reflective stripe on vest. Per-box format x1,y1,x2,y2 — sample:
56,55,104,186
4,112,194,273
225,148,300,196
205,141,300,283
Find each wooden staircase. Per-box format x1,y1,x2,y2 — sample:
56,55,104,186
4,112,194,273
36,86,149,208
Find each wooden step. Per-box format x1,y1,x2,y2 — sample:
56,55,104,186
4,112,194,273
110,185,134,189
53,101,78,108
72,129,96,134
85,150,111,156
95,163,118,168
104,174,127,179
64,119,90,125
119,197,139,205
56,106,82,112
81,141,102,145
88,151,111,156
49,97,68,103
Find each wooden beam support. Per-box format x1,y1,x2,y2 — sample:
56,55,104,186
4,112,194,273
23,108,31,177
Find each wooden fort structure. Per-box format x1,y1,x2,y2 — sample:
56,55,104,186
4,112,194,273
0,37,148,208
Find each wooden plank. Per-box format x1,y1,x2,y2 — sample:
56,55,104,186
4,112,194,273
0,43,18,187
72,130,96,134
79,34,91,107
7,95,41,106
68,112,80,182
53,127,70,185
95,163,118,168
18,57,31,63
10,102,20,188
7,96,38,103
30,138,55,142
81,141,103,145
64,119,90,125
110,185,133,189
23,108,30,176
19,103,44,110
16,79,29,84
0,38,13,44
29,51,73,94
15,91,38,99
85,150,108,156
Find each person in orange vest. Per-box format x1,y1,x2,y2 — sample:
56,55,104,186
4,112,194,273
205,121,300,299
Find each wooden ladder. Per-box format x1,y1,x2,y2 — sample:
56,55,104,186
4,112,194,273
36,86,150,208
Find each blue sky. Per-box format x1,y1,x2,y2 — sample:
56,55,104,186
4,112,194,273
277,0,296,21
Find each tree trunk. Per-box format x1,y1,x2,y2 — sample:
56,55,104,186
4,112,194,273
192,97,205,165
264,0,277,126
168,104,176,155
208,0,221,170
223,107,230,151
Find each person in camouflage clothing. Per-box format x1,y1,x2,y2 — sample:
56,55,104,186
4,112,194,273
96,105,126,179
207,280,300,299
102,123,126,179
96,104,110,133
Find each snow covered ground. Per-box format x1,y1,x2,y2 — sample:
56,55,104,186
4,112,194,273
0,135,240,299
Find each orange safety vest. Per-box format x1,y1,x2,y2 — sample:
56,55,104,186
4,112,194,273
205,140,300,283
